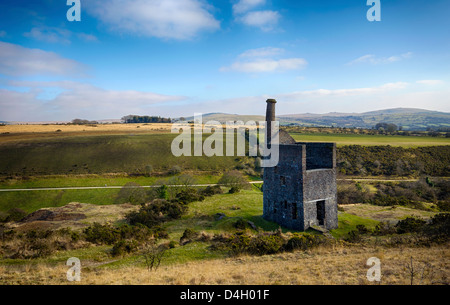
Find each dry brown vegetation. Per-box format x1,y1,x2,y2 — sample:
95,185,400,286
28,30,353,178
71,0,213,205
340,204,436,224
6,202,138,232
0,243,448,285
0,123,173,144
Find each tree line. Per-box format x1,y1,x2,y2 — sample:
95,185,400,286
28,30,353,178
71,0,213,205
121,115,171,123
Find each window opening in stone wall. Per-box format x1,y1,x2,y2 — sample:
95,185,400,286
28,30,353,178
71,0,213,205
316,200,325,226
292,203,297,219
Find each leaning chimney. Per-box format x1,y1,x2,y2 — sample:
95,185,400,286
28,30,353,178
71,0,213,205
265,99,277,147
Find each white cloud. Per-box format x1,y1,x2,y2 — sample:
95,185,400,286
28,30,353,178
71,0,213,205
24,27,72,44
221,58,307,73
0,81,187,121
23,26,99,44
0,42,86,77
348,52,413,65
416,79,445,85
77,33,99,42
279,82,409,99
84,0,220,40
238,47,284,58
221,47,307,73
237,10,280,31
176,81,450,116
232,0,265,15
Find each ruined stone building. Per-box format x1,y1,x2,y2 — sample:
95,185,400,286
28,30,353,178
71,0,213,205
263,99,338,231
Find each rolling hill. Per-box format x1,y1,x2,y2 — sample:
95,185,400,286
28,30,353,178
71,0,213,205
185,108,450,131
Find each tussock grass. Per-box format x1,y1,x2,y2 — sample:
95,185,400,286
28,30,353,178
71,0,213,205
1,244,448,285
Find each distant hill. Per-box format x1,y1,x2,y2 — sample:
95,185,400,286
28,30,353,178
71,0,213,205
278,108,450,131
182,108,450,131
183,113,265,123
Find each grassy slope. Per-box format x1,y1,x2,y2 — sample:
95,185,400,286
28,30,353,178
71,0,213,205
0,133,240,176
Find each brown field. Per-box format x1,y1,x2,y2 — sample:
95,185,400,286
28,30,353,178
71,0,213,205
0,123,173,144
0,123,174,133
1,244,448,285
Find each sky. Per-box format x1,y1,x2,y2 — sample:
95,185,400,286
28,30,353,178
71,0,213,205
0,0,449,122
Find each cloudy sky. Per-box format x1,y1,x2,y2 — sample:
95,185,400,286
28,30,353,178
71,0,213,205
0,0,449,122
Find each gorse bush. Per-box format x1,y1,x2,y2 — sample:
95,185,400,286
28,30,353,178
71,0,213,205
126,199,187,229
213,231,327,256
395,217,427,234
284,233,324,251
0,227,87,259
111,240,139,257
175,188,205,205
83,222,153,245
200,185,223,197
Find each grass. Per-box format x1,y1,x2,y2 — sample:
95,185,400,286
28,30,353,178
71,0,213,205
0,187,448,284
331,212,380,239
1,244,448,285
0,188,118,213
0,133,241,176
289,132,450,147
0,173,222,189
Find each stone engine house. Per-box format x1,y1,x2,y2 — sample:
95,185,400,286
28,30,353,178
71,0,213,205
263,99,338,231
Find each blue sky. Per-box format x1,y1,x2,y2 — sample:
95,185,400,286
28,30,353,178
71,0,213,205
0,0,449,121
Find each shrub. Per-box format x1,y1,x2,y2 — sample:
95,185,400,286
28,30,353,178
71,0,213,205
83,223,121,245
83,222,153,245
112,240,139,257
156,185,169,200
356,224,369,234
437,201,450,212
422,213,450,243
175,188,205,205
344,230,361,243
180,228,199,245
126,199,187,228
168,165,182,175
248,234,284,255
201,185,223,197
140,242,168,271
395,217,426,234
337,182,372,204
233,218,250,230
284,233,322,251
228,186,240,194
373,222,396,236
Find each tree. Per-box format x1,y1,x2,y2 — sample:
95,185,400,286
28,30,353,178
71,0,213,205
140,241,168,271
375,122,398,133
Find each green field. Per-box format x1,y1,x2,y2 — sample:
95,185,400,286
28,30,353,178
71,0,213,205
0,133,243,176
289,133,450,147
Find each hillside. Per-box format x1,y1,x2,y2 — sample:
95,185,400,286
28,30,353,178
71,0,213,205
181,108,450,131
278,108,450,131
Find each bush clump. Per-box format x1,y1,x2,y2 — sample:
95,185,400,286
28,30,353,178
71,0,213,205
395,217,427,234
284,233,324,251
126,199,187,229
213,231,327,256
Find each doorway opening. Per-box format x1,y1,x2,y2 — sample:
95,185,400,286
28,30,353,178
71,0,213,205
316,200,325,226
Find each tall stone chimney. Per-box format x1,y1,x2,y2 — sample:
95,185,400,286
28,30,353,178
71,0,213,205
265,99,277,147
